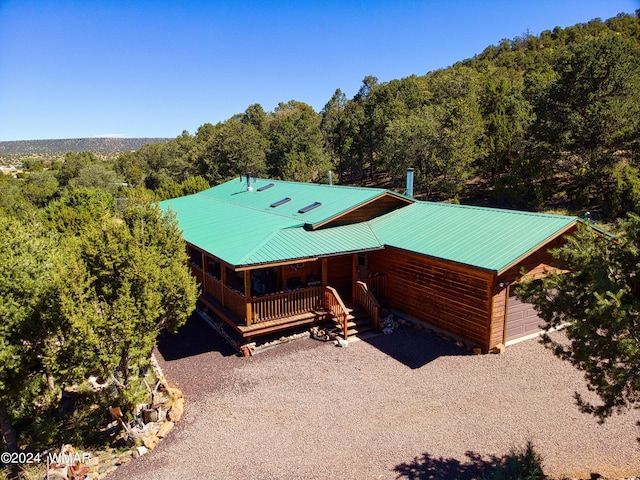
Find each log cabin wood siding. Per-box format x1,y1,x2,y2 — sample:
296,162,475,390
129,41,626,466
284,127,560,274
326,255,353,295
489,226,576,348
490,285,508,348
368,247,494,351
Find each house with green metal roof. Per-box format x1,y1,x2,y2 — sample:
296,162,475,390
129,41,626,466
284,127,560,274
161,174,578,352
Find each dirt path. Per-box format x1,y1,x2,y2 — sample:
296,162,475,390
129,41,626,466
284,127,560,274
108,316,640,479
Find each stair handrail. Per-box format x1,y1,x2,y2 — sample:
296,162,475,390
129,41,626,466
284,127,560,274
323,286,349,339
354,280,380,332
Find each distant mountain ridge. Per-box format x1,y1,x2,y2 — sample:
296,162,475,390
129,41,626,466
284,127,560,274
0,137,171,156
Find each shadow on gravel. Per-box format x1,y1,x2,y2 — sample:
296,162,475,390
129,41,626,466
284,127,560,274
157,312,237,361
363,327,469,369
394,451,498,480
396,442,545,480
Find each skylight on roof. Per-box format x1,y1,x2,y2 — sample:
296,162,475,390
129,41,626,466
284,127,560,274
270,197,291,208
298,202,322,214
257,183,275,192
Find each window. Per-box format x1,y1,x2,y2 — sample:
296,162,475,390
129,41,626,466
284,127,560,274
270,197,291,208
298,202,322,213
257,183,275,192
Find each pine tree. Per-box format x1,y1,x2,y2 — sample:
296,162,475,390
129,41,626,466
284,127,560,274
47,190,198,390
0,216,56,453
517,217,640,423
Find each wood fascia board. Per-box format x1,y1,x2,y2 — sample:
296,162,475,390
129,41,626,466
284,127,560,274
234,257,320,272
320,245,385,258
233,245,386,271
309,192,413,230
496,221,578,277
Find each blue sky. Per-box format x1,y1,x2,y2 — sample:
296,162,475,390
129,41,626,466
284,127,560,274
0,0,637,141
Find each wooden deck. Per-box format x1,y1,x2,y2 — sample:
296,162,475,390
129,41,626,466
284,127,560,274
196,271,385,340
201,293,328,339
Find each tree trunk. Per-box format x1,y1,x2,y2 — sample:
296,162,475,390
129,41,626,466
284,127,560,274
120,346,130,387
45,365,56,393
0,399,18,453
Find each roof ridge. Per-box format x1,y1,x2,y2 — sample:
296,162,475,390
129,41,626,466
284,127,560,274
364,220,384,246
238,229,283,265
414,200,577,219
197,191,307,224
236,176,395,194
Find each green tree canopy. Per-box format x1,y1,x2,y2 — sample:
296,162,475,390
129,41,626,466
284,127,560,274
0,216,56,453
479,67,531,182
0,175,32,218
56,151,98,186
383,66,483,200
517,218,640,423
21,171,60,207
46,191,199,387
542,34,640,210
195,119,268,184
267,100,331,182
68,164,124,194
44,187,115,236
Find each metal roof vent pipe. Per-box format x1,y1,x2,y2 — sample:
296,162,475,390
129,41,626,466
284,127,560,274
328,170,333,186
245,172,253,191
406,168,414,198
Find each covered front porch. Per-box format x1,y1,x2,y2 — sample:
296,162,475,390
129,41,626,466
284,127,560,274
187,245,386,340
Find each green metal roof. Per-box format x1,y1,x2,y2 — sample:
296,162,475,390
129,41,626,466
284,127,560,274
161,178,578,271
369,202,577,273
241,222,383,265
161,193,296,266
194,176,407,228
160,177,393,266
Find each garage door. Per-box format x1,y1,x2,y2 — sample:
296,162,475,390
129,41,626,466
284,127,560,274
505,290,545,343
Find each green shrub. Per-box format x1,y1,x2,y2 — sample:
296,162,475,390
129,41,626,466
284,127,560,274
487,441,545,480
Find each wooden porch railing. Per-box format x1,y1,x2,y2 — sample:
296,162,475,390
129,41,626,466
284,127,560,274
354,281,380,332
222,285,245,320
190,263,204,286
324,286,349,339
204,274,223,300
250,286,323,324
363,275,385,298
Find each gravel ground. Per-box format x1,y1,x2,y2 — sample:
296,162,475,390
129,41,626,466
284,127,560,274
108,316,640,480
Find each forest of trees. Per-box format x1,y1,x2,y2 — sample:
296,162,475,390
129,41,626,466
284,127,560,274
1,11,640,466
2,12,640,224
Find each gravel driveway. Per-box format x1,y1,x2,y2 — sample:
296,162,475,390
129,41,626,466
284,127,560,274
108,315,640,480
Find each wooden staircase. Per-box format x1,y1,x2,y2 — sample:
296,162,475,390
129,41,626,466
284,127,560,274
323,284,380,340
339,302,376,339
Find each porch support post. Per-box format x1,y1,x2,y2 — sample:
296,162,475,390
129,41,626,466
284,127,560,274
502,283,511,346
201,251,207,294
244,270,252,325
221,267,226,307
321,258,328,286
352,254,358,300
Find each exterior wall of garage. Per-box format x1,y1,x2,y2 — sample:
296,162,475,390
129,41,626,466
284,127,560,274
369,226,576,352
505,291,545,343
490,225,577,346
368,247,495,352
